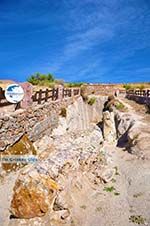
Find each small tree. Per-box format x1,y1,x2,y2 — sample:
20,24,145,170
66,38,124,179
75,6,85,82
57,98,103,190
27,72,55,85
47,73,54,82
27,75,39,85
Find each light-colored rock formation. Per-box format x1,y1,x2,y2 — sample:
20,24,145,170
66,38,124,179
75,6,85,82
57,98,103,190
66,96,107,132
127,124,150,158
103,111,116,143
115,106,150,159
0,95,106,151
115,112,135,138
10,124,105,219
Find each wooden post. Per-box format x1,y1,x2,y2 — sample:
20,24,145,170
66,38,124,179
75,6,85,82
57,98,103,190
56,88,59,100
38,89,42,104
62,88,65,99
52,88,55,101
45,89,48,102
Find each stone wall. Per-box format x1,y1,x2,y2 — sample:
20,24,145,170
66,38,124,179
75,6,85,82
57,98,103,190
0,97,77,151
81,84,124,96
126,94,150,105
0,95,107,151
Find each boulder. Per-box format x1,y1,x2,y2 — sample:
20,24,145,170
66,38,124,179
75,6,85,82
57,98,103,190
101,168,116,183
115,112,135,138
127,124,150,158
11,170,59,218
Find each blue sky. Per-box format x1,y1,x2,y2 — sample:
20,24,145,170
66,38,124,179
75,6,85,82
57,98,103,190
0,0,150,83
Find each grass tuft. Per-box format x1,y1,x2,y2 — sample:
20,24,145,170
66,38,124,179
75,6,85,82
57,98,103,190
115,102,125,110
129,215,146,224
87,97,96,105
103,186,115,192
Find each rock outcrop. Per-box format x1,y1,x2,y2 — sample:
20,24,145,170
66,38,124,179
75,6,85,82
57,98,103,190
10,125,106,219
103,111,116,143
115,107,150,159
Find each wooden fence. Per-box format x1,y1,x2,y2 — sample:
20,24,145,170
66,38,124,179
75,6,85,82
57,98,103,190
126,89,150,106
32,88,59,104
0,87,81,108
126,89,150,97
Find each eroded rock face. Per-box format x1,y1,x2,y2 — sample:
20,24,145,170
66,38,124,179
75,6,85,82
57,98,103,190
11,171,59,218
10,125,105,219
115,110,150,159
103,111,116,143
127,124,150,158
115,112,135,138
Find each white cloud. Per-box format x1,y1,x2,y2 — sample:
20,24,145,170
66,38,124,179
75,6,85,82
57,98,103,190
49,0,150,77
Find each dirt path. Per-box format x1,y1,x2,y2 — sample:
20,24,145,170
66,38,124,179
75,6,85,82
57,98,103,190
119,97,150,123
103,143,150,226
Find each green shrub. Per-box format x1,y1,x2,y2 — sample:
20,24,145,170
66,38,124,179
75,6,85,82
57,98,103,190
87,97,96,105
103,186,115,192
123,84,132,90
115,102,125,110
65,82,84,87
60,108,67,117
27,72,54,85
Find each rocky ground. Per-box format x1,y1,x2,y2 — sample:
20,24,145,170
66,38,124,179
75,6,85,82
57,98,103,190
0,96,150,226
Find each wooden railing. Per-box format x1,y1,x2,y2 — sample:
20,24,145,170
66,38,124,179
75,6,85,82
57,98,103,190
32,88,59,104
63,88,72,98
126,89,150,97
0,87,81,108
126,89,150,106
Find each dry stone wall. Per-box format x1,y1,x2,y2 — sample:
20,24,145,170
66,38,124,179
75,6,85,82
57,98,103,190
0,96,107,151
0,98,76,151
82,84,124,96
